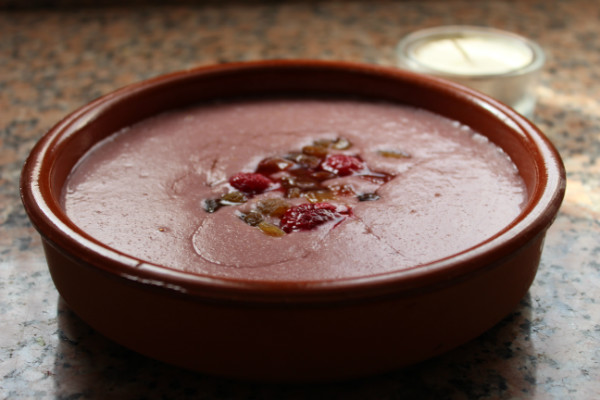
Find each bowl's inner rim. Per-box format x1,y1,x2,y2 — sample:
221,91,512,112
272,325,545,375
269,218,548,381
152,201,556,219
23,60,565,299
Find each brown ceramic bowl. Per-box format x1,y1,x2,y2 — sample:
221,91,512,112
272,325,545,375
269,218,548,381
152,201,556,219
21,60,565,381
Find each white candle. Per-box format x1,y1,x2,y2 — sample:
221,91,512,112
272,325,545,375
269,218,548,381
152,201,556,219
397,26,545,117
412,34,534,75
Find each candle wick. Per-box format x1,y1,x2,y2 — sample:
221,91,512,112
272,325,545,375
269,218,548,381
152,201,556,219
450,38,474,65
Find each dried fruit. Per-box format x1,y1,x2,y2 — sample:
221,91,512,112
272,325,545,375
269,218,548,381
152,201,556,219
321,154,364,176
293,177,321,191
284,151,303,161
280,176,297,188
220,191,247,205
203,137,395,232
310,171,337,181
257,221,286,237
229,172,273,194
257,198,290,217
313,137,352,150
243,211,264,226
302,145,329,158
286,152,322,169
304,189,335,203
256,157,294,174
286,187,301,198
332,137,352,150
280,202,349,233
313,138,333,148
378,149,411,159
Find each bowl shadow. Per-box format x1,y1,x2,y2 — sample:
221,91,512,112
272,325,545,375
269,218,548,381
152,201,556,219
53,293,537,399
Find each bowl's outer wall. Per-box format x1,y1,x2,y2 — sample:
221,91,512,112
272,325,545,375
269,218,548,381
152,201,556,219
22,60,566,380
43,232,544,380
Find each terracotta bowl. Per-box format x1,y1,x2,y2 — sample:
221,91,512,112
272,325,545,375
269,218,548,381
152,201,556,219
21,60,565,381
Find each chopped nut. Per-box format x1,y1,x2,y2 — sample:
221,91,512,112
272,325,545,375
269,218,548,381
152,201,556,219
357,193,380,202
203,198,221,213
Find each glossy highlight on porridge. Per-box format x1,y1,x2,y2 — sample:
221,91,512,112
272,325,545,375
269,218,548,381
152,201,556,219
61,98,527,281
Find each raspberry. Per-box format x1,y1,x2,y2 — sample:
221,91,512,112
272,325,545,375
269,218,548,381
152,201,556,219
229,172,273,194
280,202,349,233
321,154,364,176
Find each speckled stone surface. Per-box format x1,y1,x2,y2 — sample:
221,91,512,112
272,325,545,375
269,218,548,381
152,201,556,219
1,1,599,398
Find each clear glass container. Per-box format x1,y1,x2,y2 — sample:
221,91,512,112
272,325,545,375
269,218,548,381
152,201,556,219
397,26,545,118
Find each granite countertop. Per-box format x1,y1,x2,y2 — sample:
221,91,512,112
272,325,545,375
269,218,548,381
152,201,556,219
1,0,599,398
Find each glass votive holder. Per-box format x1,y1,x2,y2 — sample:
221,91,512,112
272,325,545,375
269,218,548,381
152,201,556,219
396,25,545,118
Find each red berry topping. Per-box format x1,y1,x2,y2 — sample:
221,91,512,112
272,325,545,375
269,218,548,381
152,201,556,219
229,172,273,194
280,202,349,233
321,154,364,176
